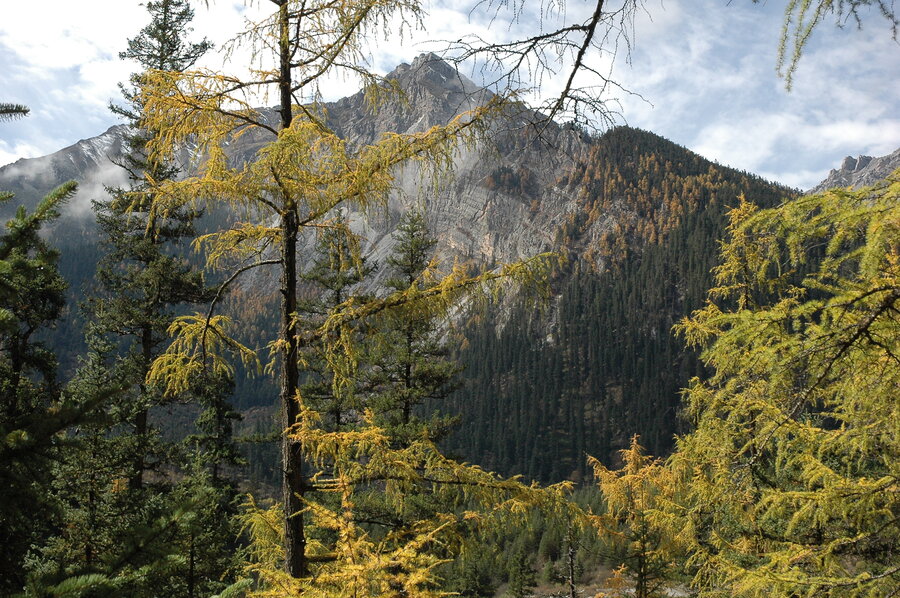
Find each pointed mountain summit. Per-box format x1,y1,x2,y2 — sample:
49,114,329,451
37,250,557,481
326,53,491,144
0,125,130,220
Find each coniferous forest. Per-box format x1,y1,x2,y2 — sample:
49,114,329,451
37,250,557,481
1,1,898,597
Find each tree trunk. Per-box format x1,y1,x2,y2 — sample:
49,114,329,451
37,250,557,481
402,330,413,425
566,525,577,598
276,0,306,578
130,324,153,490
280,209,305,578
636,534,647,598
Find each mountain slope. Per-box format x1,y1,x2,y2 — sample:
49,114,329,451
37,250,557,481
445,126,794,481
0,125,130,222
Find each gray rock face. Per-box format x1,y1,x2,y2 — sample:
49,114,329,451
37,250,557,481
318,54,595,282
808,147,900,193
326,53,489,144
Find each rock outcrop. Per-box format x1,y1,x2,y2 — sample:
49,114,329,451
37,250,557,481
808,147,900,193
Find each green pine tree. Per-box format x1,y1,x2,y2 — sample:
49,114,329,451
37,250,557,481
507,547,537,598
23,3,241,596
0,183,78,594
99,0,212,490
297,218,372,432
0,103,29,121
366,209,460,447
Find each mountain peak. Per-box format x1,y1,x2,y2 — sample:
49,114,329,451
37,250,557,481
840,155,873,172
326,53,489,142
386,52,482,98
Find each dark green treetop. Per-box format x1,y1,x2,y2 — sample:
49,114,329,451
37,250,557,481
366,208,460,447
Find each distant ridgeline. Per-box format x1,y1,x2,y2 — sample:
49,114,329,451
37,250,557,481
444,126,794,483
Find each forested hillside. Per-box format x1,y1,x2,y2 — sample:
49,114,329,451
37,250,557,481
0,114,803,489
0,70,798,490
447,127,794,481
174,125,797,488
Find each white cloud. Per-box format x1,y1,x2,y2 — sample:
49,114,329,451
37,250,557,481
0,0,897,191
0,2,147,83
691,114,900,189
65,160,131,219
756,168,825,190
693,113,800,173
0,2,247,167
0,140,44,168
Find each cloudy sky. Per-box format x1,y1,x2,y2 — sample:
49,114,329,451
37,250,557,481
0,0,897,189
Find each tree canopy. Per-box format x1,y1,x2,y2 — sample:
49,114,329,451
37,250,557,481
672,173,900,596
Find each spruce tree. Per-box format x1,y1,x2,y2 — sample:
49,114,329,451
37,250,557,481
30,332,151,595
24,3,241,595
366,209,460,447
90,0,242,593
507,547,537,598
99,0,212,490
297,219,372,432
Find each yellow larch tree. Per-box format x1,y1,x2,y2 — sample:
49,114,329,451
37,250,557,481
238,408,577,597
137,0,555,585
590,435,683,598
671,174,900,597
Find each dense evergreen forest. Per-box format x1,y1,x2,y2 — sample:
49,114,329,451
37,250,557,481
1,1,898,597
448,127,794,481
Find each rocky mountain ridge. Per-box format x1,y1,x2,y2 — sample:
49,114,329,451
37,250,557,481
4,53,895,274
318,53,590,279
808,147,900,193
0,54,590,272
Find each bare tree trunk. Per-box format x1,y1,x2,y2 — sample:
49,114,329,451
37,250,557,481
275,0,306,579
131,324,153,490
567,524,578,598
280,209,305,578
